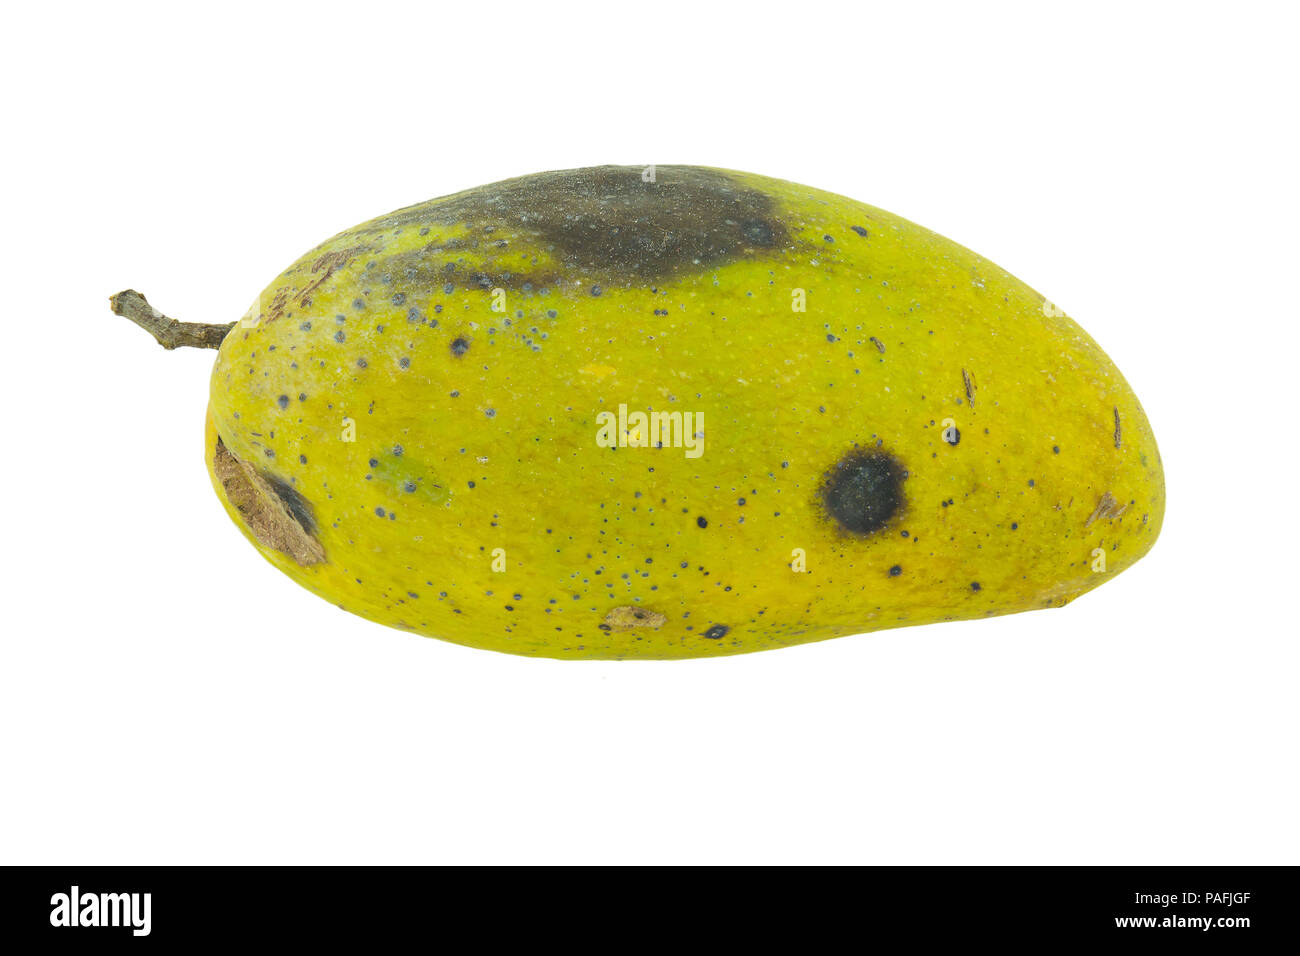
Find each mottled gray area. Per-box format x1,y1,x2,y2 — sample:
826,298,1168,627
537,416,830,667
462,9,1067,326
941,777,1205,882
363,166,790,289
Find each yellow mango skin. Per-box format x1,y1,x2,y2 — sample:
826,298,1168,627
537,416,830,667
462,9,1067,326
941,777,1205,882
205,166,1163,659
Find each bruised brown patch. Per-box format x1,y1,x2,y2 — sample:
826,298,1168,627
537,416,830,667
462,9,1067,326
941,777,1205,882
601,605,667,631
213,439,325,565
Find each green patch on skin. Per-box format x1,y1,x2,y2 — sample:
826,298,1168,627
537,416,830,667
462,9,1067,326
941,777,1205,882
367,451,451,507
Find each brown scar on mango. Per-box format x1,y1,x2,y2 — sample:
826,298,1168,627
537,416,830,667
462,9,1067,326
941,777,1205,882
1085,491,1128,527
212,439,325,565
601,606,667,631
296,245,369,309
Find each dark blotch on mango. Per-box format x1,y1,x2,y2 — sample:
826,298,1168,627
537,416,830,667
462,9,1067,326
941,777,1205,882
364,166,789,290
820,449,908,536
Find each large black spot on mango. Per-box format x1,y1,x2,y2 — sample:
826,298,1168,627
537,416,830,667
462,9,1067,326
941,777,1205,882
364,166,790,289
820,449,908,536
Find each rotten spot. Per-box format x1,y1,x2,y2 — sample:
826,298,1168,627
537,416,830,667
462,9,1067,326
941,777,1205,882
1085,491,1129,527
358,166,793,290
212,438,324,565
602,605,667,631
819,448,908,536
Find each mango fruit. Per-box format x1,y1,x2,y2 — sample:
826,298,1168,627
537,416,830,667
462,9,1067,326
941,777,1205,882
186,165,1162,659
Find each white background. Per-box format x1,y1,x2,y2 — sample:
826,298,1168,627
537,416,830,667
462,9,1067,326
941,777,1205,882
1,1,1296,864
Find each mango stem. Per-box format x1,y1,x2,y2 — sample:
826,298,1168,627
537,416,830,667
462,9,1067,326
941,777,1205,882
108,289,233,350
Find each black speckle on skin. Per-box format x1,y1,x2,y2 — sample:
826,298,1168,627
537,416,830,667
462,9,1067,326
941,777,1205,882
451,337,470,357
334,330,346,342
375,507,386,518
276,395,290,409
361,167,791,289
851,225,869,238
820,449,908,536
696,516,708,528
1053,445,1060,454
889,565,902,577
703,625,730,640
971,582,982,591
